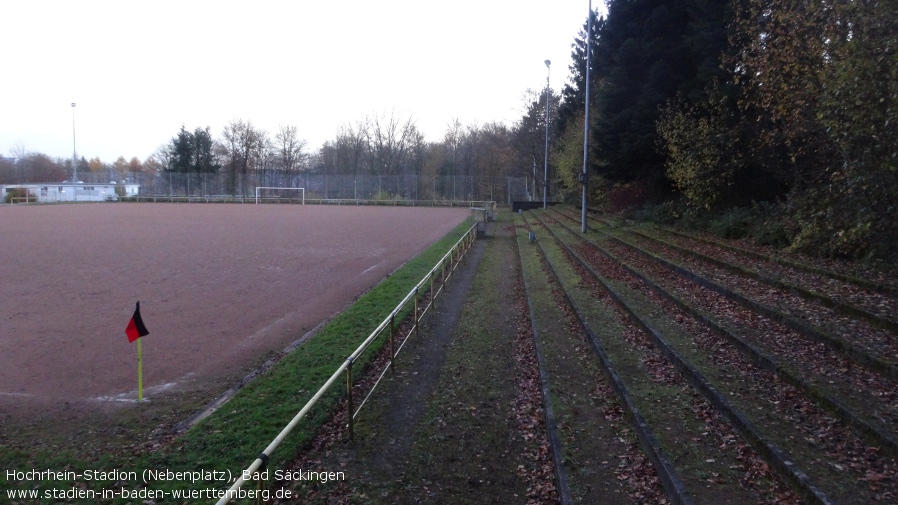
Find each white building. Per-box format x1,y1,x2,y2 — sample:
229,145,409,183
1,182,140,203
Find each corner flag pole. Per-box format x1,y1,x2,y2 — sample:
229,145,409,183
138,338,143,402
126,301,150,402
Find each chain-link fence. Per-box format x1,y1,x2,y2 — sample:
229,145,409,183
86,172,545,206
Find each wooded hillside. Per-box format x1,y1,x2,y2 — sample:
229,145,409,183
555,0,896,260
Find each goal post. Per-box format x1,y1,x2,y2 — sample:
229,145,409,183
254,187,305,204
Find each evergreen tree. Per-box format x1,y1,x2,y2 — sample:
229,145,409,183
168,125,194,173
554,0,732,203
192,126,218,173
167,125,218,173
570,0,731,187
556,8,602,135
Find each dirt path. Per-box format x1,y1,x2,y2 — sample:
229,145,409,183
281,211,556,503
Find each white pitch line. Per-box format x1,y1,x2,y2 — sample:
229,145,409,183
361,262,383,276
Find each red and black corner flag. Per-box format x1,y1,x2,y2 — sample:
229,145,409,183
126,301,150,343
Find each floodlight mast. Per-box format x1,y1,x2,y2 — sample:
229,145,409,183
71,103,77,202
581,1,592,233
543,59,551,210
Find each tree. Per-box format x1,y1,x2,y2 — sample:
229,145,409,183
0,155,16,184
192,127,217,173
273,125,307,175
652,0,897,258
75,157,89,179
169,126,194,173
330,121,370,177
477,122,515,201
143,154,164,177
729,0,834,190
728,0,898,257
18,152,67,182
367,111,417,177
557,8,602,135
167,125,218,173
113,156,130,175
407,127,428,199
148,145,172,174
512,89,561,200
657,89,740,210
574,0,732,189
421,141,448,199
551,112,600,204
88,157,105,173
443,118,463,179
218,119,265,195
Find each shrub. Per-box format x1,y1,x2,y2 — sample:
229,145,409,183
3,188,35,203
750,203,791,248
708,207,755,239
630,199,684,225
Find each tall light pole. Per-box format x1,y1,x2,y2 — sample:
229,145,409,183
71,102,77,202
543,59,551,209
581,1,592,233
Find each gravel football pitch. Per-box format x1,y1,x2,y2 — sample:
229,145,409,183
0,203,469,415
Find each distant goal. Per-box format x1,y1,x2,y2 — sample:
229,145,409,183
254,187,305,204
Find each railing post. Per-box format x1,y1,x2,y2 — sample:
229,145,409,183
414,288,420,338
345,359,354,440
389,315,396,373
430,270,436,309
256,474,265,505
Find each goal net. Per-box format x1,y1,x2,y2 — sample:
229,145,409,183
255,187,305,204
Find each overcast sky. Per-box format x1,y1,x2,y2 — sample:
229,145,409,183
2,1,603,163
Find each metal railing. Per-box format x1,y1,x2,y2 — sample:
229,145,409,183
215,223,478,504
9,196,38,204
